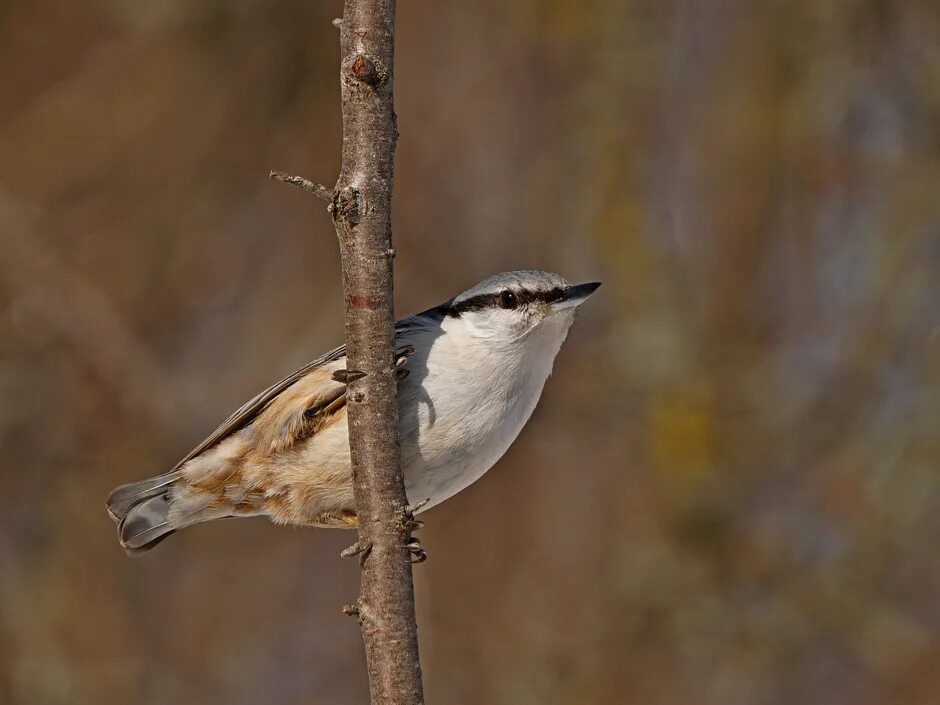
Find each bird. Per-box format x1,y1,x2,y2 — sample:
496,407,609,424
107,270,600,554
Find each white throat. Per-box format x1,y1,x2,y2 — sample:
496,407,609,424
396,310,576,509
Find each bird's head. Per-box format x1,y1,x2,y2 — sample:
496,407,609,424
435,270,601,350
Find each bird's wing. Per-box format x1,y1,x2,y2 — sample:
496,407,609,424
171,319,426,469
172,343,348,470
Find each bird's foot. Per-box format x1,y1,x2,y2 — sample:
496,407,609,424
398,498,429,533
333,346,413,383
398,498,430,562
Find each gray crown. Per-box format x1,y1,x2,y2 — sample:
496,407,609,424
453,270,570,304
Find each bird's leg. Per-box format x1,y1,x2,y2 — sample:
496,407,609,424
399,497,430,563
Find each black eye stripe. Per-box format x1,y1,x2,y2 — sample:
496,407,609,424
444,287,566,316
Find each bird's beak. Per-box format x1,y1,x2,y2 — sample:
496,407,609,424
551,281,602,312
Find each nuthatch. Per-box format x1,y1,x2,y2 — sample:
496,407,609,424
107,270,600,554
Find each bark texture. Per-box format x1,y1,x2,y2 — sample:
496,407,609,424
331,2,424,705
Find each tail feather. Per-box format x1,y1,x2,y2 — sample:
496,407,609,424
107,471,240,555
106,472,189,555
106,472,180,523
120,494,175,554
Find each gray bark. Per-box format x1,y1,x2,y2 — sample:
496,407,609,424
331,2,424,705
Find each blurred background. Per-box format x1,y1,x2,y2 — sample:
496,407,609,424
1,1,939,704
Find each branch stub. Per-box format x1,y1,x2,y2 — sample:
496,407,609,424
350,54,386,88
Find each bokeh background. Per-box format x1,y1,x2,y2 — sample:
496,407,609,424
2,1,939,704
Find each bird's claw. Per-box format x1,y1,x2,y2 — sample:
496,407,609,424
397,498,430,562
340,540,372,566
405,537,427,564
333,345,410,386
396,344,415,363
332,369,366,384
394,346,414,380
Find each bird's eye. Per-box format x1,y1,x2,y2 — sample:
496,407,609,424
498,290,518,309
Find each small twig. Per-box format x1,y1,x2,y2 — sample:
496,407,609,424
269,170,333,202
402,498,430,518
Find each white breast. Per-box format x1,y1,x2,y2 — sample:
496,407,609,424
396,313,572,510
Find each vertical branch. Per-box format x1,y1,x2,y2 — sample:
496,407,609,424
271,2,420,700
332,2,424,705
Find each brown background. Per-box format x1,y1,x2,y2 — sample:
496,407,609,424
1,1,939,704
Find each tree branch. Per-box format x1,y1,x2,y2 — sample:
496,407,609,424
268,170,333,202
330,2,424,705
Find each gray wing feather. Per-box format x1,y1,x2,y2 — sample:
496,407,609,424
172,343,347,470
172,315,430,470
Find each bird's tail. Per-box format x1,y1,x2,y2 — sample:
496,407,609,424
107,472,223,555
